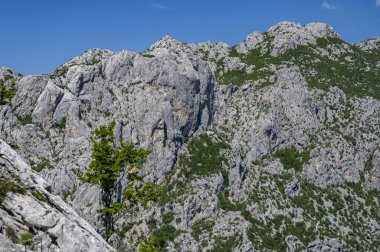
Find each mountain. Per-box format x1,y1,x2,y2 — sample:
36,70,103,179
0,21,379,251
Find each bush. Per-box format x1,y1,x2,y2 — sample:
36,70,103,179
53,116,66,130
162,212,175,224
191,219,215,241
20,232,34,245
274,146,309,172
16,114,33,125
32,158,52,172
5,226,18,243
181,134,229,178
0,82,16,105
139,225,180,251
31,189,47,202
0,178,26,203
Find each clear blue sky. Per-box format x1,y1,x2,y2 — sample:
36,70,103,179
1,0,379,75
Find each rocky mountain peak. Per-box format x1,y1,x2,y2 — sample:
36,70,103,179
235,21,341,56
304,22,339,38
236,31,264,53
267,21,340,56
64,48,115,67
355,37,380,51
148,35,186,56
268,21,339,39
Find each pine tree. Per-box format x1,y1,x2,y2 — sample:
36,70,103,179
78,121,160,241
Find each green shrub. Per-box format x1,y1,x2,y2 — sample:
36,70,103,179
31,189,47,202
209,235,240,252
20,232,34,245
274,146,310,172
53,66,69,77
141,53,155,58
5,226,18,243
0,178,26,203
16,114,33,125
9,143,19,150
159,134,230,205
32,158,52,172
139,225,180,252
0,81,16,105
191,219,215,241
162,212,175,224
181,134,229,178
53,116,66,130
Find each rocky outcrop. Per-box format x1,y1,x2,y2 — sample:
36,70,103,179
0,139,113,252
355,37,380,51
268,21,339,56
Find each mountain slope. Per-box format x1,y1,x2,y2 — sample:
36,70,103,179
0,139,113,251
0,21,379,251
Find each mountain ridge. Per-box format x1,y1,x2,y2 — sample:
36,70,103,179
0,21,379,251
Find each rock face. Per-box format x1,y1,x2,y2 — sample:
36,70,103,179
0,21,379,251
0,139,113,252
267,22,339,56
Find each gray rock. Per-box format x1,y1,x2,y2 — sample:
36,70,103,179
285,180,300,197
0,139,113,252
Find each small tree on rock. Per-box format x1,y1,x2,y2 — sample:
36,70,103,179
78,121,160,241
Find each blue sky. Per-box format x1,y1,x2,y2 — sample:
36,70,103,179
1,0,379,75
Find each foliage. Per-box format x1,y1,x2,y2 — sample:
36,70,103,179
0,177,26,203
53,116,67,130
32,158,52,172
124,182,162,207
162,212,175,224
139,225,180,252
141,53,155,58
181,134,230,178
191,219,215,241
53,66,69,77
16,114,33,125
31,189,47,202
20,232,34,245
0,80,16,105
9,143,19,150
5,226,18,243
209,236,240,252
159,134,229,205
274,146,310,172
77,121,159,241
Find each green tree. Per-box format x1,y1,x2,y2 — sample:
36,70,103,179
78,121,160,241
0,81,16,105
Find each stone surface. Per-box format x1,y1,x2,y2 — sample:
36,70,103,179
0,139,113,252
